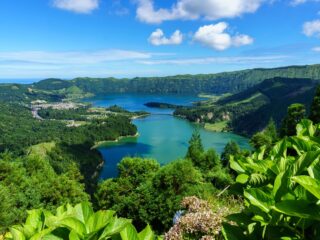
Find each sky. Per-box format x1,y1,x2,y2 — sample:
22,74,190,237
1,0,320,79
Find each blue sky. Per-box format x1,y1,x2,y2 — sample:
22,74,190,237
1,0,320,79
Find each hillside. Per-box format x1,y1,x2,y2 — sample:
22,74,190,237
175,77,318,135
32,64,320,96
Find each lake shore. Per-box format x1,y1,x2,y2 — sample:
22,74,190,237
92,132,140,149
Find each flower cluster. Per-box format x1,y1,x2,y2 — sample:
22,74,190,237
165,196,228,240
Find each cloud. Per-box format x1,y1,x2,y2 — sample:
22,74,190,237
193,23,253,50
303,20,320,37
291,0,307,5
0,49,159,78
138,55,288,65
136,0,265,24
0,50,151,65
312,46,320,51
148,29,183,46
291,0,320,6
53,0,99,13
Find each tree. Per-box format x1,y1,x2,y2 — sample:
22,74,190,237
280,103,306,137
310,85,320,124
186,130,204,164
264,118,278,141
250,118,278,153
250,132,273,150
221,141,241,166
95,158,160,230
141,159,213,232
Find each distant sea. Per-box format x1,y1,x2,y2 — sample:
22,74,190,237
0,79,41,84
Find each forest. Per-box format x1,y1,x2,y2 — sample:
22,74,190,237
31,64,320,96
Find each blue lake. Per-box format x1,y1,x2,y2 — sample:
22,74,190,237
85,94,251,179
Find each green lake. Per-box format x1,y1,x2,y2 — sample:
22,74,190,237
85,94,251,179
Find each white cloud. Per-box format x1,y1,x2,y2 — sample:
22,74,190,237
291,0,307,5
0,49,159,78
291,0,320,6
193,23,253,51
53,0,99,14
0,50,151,65
303,20,320,37
138,55,288,65
312,46,320,51
136,0,265,24
148,29,183,46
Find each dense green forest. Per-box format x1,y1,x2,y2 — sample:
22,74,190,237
31,64,320,96
0,101,137,199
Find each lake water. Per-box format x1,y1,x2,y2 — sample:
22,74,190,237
86,94,251,179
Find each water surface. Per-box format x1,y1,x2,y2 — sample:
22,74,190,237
87,94,251,179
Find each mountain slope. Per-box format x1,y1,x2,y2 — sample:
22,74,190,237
217,77,317,135
32,64,320,95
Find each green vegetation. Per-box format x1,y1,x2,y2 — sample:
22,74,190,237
175,77,317,135
32,64,320,95
280,103,306,137
2,64,320,239
0,101,138,228
144,102,181,109
95,131,234,233
0,152,88,230
309,85,320,124
250,118,278,153
223,119,320,239
4,202,158,240
204,121,229,132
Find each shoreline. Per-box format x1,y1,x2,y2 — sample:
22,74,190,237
92,132,139,149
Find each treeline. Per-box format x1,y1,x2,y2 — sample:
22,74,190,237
32,64,320,95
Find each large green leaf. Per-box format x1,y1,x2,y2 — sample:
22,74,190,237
292,175,320,199
73,202,94,225
138,225,154,240
236,174,249,184
292,151,320,176
9,227,26,240
296,119,315,137
273,200,320,220
87,210,115,233
69,230,81,240
120,224,139,240
46,217,86,237
230,157,245,173
244,189,274,213
221,223,247,240
25,209,43,231
99,218,131,239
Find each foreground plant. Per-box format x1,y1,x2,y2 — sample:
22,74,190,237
223,120,320,239
5,202,159,240
165,196,229,240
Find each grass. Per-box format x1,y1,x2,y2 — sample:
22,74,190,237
204,121,228,132
228,92,265,106
28,142,56,159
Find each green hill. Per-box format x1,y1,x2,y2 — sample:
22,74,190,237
174,77,318,135
32,64,320,95
222,77,317,135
